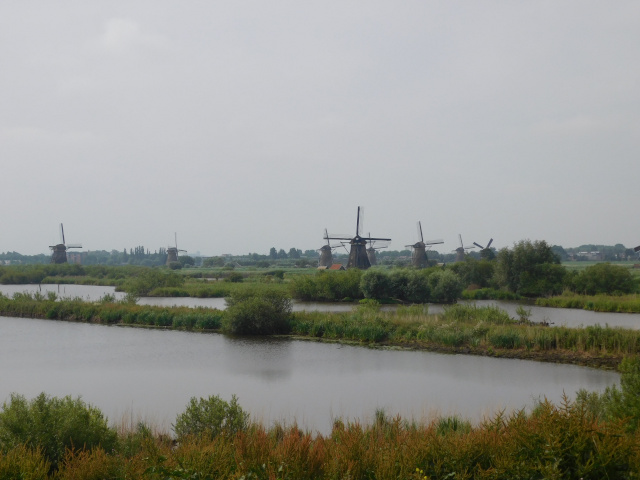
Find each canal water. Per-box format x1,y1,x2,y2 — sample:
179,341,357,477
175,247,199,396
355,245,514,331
0,312,619,435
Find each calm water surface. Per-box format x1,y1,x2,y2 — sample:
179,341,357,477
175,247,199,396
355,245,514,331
0,314,618,434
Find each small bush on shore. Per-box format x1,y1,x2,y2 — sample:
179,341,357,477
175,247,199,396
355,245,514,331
223,289,292,335
173,395,249,442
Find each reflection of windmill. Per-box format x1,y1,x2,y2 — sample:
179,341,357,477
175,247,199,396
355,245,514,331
166,233,186,265
49,223,82,264
406,221,443,268
366,233,389,266
454,234,476,262
324,207,391,269
473,238,495,260
318,228,340,268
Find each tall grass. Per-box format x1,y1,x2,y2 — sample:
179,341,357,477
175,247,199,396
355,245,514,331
0,292,223,331
537,293,640,313
3,398,637,479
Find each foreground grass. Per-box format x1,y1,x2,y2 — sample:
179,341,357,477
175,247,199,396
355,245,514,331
1,398,638,479
1,293,638,369
537,293,640,313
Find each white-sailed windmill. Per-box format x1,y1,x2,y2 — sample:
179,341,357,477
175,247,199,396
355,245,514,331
166,232,187,265
454,234,476,262
406,221,443,268
49,223,82,264
324,206,391,269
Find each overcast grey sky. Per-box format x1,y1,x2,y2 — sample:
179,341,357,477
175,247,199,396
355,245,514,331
1,1,639,256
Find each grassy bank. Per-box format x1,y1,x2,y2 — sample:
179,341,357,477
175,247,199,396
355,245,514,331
1,292,638,369
536,293,640,313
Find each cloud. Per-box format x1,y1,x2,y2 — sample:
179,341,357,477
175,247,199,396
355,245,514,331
532,115,622,137
1,126,98,147
100,18,167,53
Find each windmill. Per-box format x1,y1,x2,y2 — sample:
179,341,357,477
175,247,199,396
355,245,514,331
473,238,495,260
324,206,391,269
366,233,390,266
634,245,640,260
166,232,186,265
318,228,341,268
454,234,476,262
406,221,443,268
49,223,82,264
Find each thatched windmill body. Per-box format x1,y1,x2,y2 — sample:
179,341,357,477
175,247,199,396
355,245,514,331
318,228,340,268
406,221,443,268
166,233,186,265
454,234,476,262
473,238,495,260
324,207,391,270
49,223,82,264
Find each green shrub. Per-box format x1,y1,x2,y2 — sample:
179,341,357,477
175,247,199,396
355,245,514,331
173,395,248,442
122,268,185,296
572,263,637,295
224,272,244,283
360,270,391,299
0,393,116,470
223,289,292,335
428,270,463,303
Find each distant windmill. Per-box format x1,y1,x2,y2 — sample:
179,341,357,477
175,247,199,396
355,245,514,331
473,238,495,260
324,207,391,269
166,233,186,265
318,228,340,268
366,233,390,266
634,245,640,260
49,223,82,264
453,234,476,262
406,221,443,268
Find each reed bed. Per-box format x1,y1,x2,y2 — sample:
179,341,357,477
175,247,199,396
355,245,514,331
2,400,638,479
149,280,290,298
291,303,640,364
537,293,640,313
0,292,223,330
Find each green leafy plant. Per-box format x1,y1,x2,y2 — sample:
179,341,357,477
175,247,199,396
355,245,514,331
0,393,116,470
223,289,292,335
173,395,248,442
